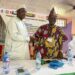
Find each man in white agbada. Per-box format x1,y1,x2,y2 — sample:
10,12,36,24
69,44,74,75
4,6,30,59
68,37,75,57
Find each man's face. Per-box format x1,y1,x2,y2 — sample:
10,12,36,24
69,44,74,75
17,8,26,20
48,14,57,26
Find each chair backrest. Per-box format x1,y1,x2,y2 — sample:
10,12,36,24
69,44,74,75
0,45,4,61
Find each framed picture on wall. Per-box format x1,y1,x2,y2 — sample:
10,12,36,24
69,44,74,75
55,18,67,27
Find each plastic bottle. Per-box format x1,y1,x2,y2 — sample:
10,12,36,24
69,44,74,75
3,52,10,74
24,69,31,75
36,51,41,70
67,48,73,65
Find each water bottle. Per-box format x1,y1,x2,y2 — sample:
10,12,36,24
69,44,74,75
24,69,31,75
67,48,73,65
3,52,10,74
36,51,41,70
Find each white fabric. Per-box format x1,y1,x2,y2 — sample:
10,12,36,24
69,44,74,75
0,60,75,75
4,17,30,60
68,39,75,56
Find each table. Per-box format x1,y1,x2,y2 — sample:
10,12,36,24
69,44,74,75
0,59,75,75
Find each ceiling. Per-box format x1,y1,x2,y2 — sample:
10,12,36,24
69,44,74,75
0,0,75,18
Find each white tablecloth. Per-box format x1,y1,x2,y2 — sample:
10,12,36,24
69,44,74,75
0,59,75,75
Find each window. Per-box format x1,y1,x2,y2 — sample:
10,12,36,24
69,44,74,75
55,18,67,27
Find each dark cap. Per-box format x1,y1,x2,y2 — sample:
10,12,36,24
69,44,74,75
48,8,57,17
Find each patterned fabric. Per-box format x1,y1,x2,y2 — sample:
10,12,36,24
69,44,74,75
33,24,67,59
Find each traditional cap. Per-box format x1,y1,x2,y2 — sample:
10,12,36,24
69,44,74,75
48,8,56,17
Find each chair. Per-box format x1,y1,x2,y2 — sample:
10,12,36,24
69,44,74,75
0,45,4,60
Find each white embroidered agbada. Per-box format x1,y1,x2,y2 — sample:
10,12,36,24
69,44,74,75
4,17,30,59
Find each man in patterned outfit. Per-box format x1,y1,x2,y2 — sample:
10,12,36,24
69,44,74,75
33,8,68,59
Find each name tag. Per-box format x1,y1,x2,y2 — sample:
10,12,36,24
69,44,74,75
47,37,52,42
